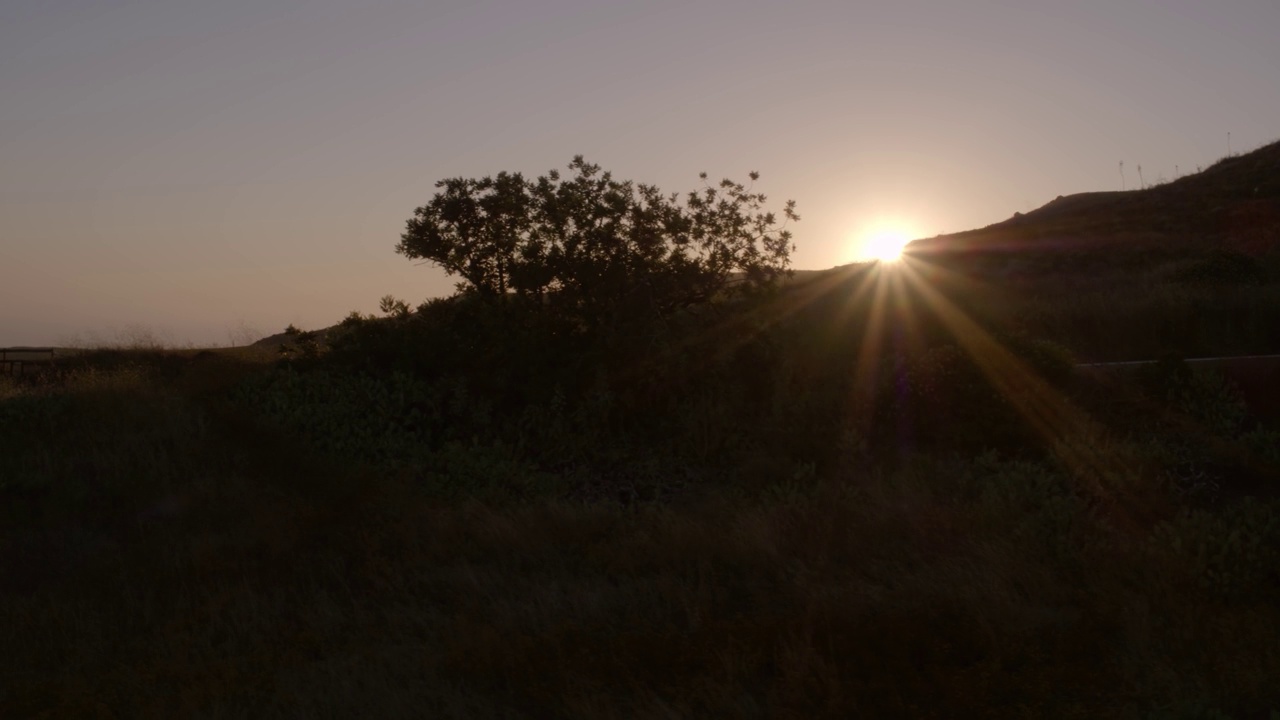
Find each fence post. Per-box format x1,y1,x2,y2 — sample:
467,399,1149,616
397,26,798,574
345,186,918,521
0,347,57,376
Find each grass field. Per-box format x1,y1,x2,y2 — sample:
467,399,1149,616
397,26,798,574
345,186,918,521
4,142,1280,719
3,308,1279,719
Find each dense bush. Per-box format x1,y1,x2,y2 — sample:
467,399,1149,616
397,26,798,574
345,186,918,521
1175,249,1268,286
234,368,445,466
396,156,798,332
233,365,574,500
960,453,1095,561
324,294,588,409
1147,498,1280,599
1135,358,1249,436
255,301,820,495
872,334,1076,455
1005,277,1280,360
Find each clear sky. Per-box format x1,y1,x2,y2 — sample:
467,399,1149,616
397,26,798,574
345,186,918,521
2,0,1277,347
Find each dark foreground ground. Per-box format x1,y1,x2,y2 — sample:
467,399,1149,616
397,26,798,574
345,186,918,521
2,348,1279,719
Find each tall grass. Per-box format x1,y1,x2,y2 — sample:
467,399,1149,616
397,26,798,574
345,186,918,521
2,342,1279,718
1013,282,1280,361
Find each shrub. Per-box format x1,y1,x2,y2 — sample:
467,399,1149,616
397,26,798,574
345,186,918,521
234,367,459,467
1241,427,1280,466
1146,499,1280,599
396,156,798,332
1175,249,1267,286
324,294,589,411
1138,360,1248,437
875,334,1076,455
960,453,1094,561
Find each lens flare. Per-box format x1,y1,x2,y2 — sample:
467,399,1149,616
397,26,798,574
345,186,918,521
859,225,914,262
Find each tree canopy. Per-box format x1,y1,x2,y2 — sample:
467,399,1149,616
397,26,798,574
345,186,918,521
396,156,798,329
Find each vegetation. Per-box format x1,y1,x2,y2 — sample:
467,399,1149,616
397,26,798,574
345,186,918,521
910,139,1280,361
396,157,797,332
3,148,1280,718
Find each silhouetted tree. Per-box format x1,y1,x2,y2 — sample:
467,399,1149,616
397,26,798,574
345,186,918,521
396,156,798,330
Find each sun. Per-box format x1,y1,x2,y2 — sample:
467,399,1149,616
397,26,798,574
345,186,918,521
861,225,914,262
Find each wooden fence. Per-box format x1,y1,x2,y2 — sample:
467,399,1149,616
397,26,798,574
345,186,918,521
0,347,58,375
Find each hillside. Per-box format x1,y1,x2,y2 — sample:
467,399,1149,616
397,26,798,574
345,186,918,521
7,145,1280,718
249,144,1280,359
908,139,1280,279
837,140,1280,362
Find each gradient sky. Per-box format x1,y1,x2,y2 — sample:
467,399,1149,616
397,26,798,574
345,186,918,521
3,0,1278,347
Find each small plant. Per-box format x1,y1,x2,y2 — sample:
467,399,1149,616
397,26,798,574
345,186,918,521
378,294,411,318
1137,360,1248,438
961,453,1095,560
1172,370,1248,437
1146,499,1280,599
1175,250,1267,287
278,325,324,361
1241,427,1280,466
234,367,441,466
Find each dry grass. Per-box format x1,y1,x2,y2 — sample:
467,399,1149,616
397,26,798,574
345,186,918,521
3,319,1280,720
7,138,1280,718
4,411,1279,719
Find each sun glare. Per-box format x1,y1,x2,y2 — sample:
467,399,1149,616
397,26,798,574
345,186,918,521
861,226,914,262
